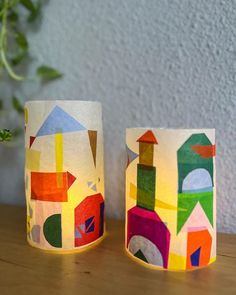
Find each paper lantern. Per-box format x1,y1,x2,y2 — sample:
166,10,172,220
24,100,105,251
125,128,216,271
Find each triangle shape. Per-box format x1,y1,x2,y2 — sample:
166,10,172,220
134,249,148,263
137,130,158,144
191,145,215,158
200,196,214,227
85,216,95,230
29,136,36,148
86,222,95,233
36,106,86,137
79,224,85,233
75,227,82,238
88,130,97,167
67,171,76,189
177,201,197,233
87,181,93,187
181,202,213,232
91,184,97,192
190,247,201,266
177,191,213,233
126,145,138,167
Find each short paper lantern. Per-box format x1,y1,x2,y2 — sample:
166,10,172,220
25,100,105,251
125,128,216,271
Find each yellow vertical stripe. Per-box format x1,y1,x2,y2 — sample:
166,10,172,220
24,108,28,125
55,133,63,187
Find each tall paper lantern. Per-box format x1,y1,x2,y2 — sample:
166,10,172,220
24,100,105,251
125,128,216,271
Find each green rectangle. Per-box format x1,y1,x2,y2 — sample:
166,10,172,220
137,164,156,210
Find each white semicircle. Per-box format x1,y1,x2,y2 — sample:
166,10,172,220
128,235,163,266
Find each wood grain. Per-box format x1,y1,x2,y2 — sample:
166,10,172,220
0,204,235,295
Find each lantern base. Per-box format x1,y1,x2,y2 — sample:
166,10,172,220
125,247,216,272
26,230,106,254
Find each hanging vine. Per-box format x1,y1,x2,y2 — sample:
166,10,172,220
0,0,62,142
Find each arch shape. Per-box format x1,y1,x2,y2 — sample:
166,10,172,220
128,235,163,266
182,168,213,193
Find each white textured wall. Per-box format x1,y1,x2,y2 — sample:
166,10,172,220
0,0,235,233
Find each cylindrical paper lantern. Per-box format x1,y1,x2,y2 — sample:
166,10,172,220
24,100,105,251
125,128,216,271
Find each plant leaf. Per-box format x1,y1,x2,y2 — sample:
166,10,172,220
20,0,41,22
11,32,28,65
37,65,63,80
11,51,27,66
20,0,35,13
12,96,24,113
16,32,28,51
8,10,19,24
27,3,41,22
0,129,12,142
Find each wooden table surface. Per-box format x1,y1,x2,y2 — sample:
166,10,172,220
0,204,235,295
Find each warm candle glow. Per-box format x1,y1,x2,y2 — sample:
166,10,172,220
125,128,216,271
25,100,105,251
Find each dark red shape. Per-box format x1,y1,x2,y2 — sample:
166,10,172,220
74,193,104,247
29,136,36,148
67,171,76,188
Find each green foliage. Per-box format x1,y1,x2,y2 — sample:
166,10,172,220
0,128,12,142
12,96,24,113
0,0,63,142
20,0,41,22
37,65,63,80
0,0,62,81
11,31,28,65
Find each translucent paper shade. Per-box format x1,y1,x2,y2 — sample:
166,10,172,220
125,128,216,271
25,101,105,251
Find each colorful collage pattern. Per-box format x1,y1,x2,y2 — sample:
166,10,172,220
126,128,216,271
25,101,105,251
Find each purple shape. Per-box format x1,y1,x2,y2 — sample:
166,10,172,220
99,202,105,236
85,216,94,229
127,206,170,268
86,223,95,233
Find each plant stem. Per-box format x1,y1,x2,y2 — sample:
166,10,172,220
0,0,24,81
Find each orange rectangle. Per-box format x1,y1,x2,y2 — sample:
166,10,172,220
31,172,72,202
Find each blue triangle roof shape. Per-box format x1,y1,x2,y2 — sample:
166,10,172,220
126,145,138,163
36,106,86,136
